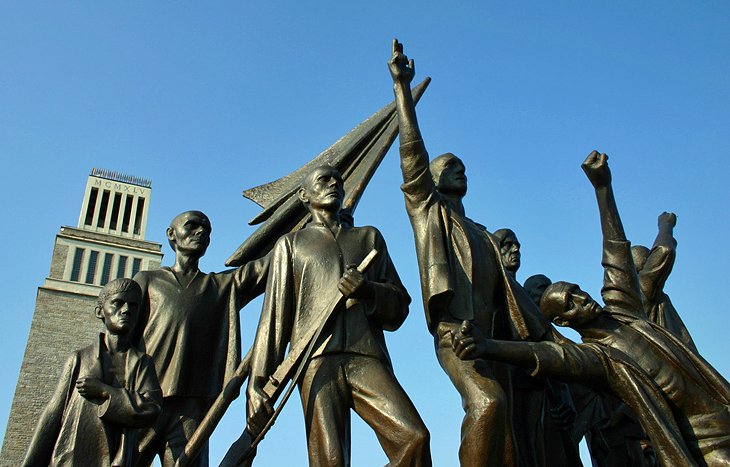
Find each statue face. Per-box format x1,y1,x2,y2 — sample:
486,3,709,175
96,290,140,335
300,166,344,213
499,233,521,273
431,154,467,197
555,286,602,327
168,211,211,256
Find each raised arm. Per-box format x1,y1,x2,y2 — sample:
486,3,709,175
581,151,626,243
653,212,677,251
389,39,421,144
638,212,677,302
583,151,645,314
389,39,438,208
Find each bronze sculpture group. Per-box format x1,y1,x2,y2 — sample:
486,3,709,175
23,40,729,467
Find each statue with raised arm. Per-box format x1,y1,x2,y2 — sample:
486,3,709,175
453,151,730,466
632,212,696,350
132,211,269,466
246,165,431,466
389,39,554,466
524,274,654,467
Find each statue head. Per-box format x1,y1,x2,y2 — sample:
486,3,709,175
166,210,211,258
493,228,521,274
631,245,651,272
298,165,345,215
540,281,603,328
95,278,142,336
430,153,467,197
523,274,552,307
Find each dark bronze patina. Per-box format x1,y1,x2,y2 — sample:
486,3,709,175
132,211,269,467
389,39,558,466
453,151,730,466
242,165,431,466
24,279,162,467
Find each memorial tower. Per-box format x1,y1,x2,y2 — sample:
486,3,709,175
1,169,163,465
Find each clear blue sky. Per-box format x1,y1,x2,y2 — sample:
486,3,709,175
1,2,728,465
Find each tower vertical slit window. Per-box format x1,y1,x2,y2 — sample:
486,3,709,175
131,258,142,277
85,251,99,284
122,195,133,233
133,198,145,235
110,193,122,230
97,190,110,228
70,248,85,282
117,255,128,279
84,188,98,226
100,253,113,285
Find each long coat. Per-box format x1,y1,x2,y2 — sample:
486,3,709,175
23,335,162,467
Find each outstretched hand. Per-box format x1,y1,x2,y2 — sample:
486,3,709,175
658,211,677,228
388,38,415,84
452,320,487,360
581,150,611,188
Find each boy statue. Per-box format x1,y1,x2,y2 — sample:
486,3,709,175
23,278,162,467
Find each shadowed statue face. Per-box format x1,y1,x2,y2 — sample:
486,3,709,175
631,245,651,272
541,281,602,328
167,210,211,257
495,229,521,273
298,165,345,214
430,153,467,197
524,274,552,306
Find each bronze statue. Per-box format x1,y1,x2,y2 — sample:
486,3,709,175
632,212,697,350
246,165,431,466
132,211,269,466
389,39,555,466
493,229,521,278
23,278,162,467
523,274,552,308
453,151,730,466
493,230,581,467
524,275,656,467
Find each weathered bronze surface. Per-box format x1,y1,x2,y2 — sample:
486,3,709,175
19,39,729,467
524,272,655,466
390,39,557,466
24,279,162,467
633,212,697,350
453,151,730,466
493,229,581,467
245,165,431,466
132,211,269,466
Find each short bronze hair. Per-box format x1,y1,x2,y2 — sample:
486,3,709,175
493,228,517,248
97,278,142,311
524,274,552,305
539,281,576,321
429,152,459,182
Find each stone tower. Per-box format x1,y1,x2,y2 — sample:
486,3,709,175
1,169,163,465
